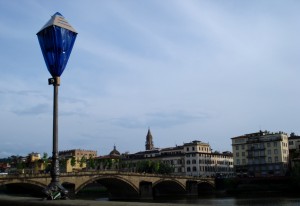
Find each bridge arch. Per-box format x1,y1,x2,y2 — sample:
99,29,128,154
152,179,186,197
76,175,139,200
0,180,47,197
197,180,215,194
0,179,47,189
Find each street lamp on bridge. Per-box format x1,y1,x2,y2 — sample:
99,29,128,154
37,12,77,200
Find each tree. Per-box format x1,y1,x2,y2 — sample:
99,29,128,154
42,152,48,160
135,160,174,175
80,155,87,168
42,152,49,171
88,154,95,169
158,162,174,174
71,156,76,167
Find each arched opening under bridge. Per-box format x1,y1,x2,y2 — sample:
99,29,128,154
2,182,45,197
76,176,139,200
153,180,186,198
198,181,215,195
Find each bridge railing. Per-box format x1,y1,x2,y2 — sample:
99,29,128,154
0,170,214,182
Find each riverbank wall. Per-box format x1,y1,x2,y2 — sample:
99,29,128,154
0,195,198,206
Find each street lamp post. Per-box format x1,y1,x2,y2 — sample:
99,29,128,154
37,12,77,200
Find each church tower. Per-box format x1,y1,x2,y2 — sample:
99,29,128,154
145,128,154,150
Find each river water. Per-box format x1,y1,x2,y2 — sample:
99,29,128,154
93,195,300,206
151,197,300,206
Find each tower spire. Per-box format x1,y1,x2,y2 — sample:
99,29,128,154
145,128,154,150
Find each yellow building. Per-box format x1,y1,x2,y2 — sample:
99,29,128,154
28,152,41,162
231,130,289,177
59,149,97,172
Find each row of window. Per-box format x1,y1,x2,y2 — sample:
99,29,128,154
186,159,233,165
235,141,288,151
186,146,210,152
236,156,285,165
236,149,283,157
186,166,234,172
186,153,231,159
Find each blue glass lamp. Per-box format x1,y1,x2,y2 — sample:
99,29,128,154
37,12,77,79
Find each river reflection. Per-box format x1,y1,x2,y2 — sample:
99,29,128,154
95,196,300,206
156,197,300,206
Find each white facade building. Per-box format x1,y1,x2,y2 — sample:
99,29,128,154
231,131,289,177
184,141,234,177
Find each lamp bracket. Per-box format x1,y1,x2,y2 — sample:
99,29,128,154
48,77,60,86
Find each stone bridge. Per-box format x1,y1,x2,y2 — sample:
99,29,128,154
0,171,215,200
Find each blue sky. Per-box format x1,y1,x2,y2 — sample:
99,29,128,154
0,1,300,158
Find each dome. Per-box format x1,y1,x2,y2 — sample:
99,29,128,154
109,145,120,156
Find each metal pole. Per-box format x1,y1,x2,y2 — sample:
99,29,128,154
43,77,68,200
51,82,59,184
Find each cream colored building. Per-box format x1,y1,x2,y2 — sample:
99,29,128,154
231,131,289,177
184,141,234,177
59,149,97,172
160,146,185,175
122,129,234,177
28,152,41,162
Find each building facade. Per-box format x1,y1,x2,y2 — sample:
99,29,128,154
95,145,121,170
184,141,234,177
288,133,300,151
59,149,97,172
288,133,300,169
231,131,289,177
122,129,234,177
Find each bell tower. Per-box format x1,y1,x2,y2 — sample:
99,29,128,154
145,128,154,150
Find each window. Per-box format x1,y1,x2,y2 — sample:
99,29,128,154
267,150,271,155
187,167,191,172
242,152,245,157
236,152,239,157
192,159,196,164
192,147,195,151
193,166,197,171
242,145,245,149
273,142,277,147
187,147,190,151
267,142,270,147
275,156,279,162
236,159,240,165
274,149,278,155
236,145,239,150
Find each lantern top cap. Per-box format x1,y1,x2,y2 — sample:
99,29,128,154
37,12,77,34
